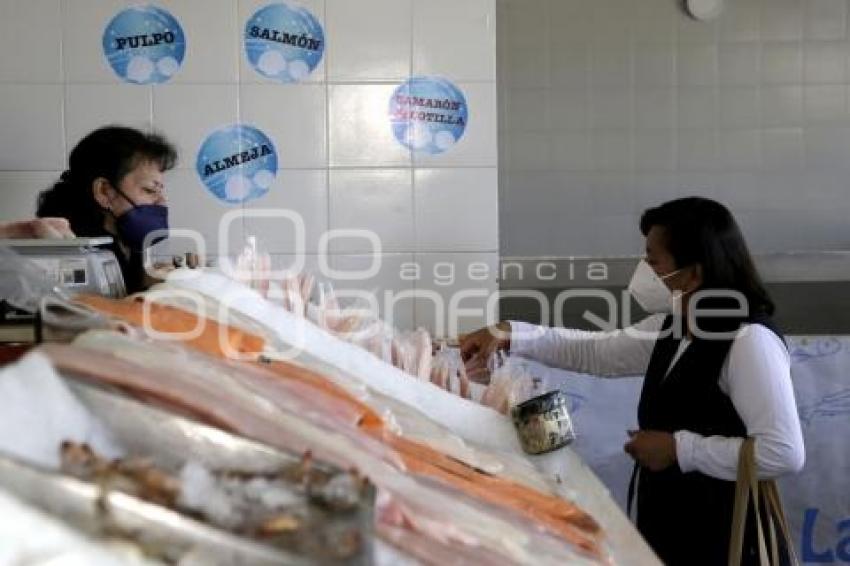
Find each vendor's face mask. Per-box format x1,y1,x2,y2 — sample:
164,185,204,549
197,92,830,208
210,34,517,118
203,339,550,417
110,188,169,252
627,259,683,314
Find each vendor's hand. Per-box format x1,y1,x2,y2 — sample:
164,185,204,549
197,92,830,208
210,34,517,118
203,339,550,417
458,322,511,384
624,430,677,472
0,218,75,239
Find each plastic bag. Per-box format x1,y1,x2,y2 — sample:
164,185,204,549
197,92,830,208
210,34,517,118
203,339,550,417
230,236,272,296
430,344,472,399
480,352,550,415
0,246,54,313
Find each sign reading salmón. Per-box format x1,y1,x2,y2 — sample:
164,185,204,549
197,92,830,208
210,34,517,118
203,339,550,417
244,2,325,83
102,5,186,84
196,125,278,205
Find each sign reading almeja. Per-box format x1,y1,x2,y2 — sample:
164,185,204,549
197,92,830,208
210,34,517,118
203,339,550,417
196,125,278,205
244,2,324,83
102,5,185,84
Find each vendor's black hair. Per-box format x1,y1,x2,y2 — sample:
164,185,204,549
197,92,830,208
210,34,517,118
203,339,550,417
640,196,775,317
36,126,177,237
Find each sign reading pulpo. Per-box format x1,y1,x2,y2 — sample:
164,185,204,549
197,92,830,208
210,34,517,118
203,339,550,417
102,5,185,84
244,3,324,83
389,77,468,154
196,125,278,205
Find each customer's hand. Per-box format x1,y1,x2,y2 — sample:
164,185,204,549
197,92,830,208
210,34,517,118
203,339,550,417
624,430,677,471
459,322,511,384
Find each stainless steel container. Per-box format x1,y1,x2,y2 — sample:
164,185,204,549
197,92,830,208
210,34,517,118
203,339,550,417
511,390,576,455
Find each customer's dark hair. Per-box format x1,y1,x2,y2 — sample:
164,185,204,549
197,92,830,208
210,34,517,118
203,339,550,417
640,196,774,316
37,126,177,237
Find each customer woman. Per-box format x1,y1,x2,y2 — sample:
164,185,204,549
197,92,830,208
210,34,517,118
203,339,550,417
37,126,177,293
460,197,804,565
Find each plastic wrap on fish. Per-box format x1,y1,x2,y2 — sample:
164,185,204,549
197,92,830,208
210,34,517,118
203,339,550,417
149,273,527,450
145,276,566,491
67,328,602,551
37,332,607,563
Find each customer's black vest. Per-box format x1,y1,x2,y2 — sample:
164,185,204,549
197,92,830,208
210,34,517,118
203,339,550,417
633,313,783,566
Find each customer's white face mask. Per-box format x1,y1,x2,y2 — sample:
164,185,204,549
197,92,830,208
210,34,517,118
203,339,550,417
627,259,683,314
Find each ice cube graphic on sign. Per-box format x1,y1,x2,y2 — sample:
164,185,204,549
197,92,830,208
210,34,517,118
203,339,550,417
102,5,186,84
196,125,278,205
244,2,324,83
389,77,468,155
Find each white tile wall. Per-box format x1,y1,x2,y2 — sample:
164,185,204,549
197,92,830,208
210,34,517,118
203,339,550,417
328,84,411,167
761,85,804,127
633,0,676,44
161,0,239,84
239,84,327,169
635,45,676,87
804,42,847,83
413,252,499,336
243,169,328,254
0,85,65,170
62,0,130,84
328,253,415,330
635,132,676,172
720,0,760,42
590,88,632,130
328,169,414,253
719,87,760,129
413,168,499,252
326,0,411,82
803,84,847,122
548,43,588,90
1,0,499,331
153,85,239,169
761,0,804,42
678,88,718,129
501,0,850,256
635,88,676,129
0,172,61,222
806,0,848,40
719,43,760,86
762,43,804,84
413,0,496,81
65,84,153,149
0,1,63,83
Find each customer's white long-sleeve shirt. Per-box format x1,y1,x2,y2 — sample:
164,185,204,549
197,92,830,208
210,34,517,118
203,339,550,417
509,315,805,481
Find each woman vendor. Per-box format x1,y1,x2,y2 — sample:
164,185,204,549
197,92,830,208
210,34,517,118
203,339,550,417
36,126,177,293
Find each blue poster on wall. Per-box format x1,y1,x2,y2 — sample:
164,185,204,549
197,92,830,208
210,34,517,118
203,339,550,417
389,77,468,155
102,5,186,84
244,2,324,83
196,125,278,205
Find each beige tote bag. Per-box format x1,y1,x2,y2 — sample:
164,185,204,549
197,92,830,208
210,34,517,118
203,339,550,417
728,438,799,566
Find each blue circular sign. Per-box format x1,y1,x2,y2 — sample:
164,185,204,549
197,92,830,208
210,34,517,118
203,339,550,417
389,77,468,155
244,3,325,83
102,5,186,84
196,125,278,204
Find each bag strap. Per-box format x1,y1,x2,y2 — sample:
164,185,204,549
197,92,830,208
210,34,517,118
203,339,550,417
626,462,639,520
763,480,800,566
745,441,770,565
729,437,751,566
